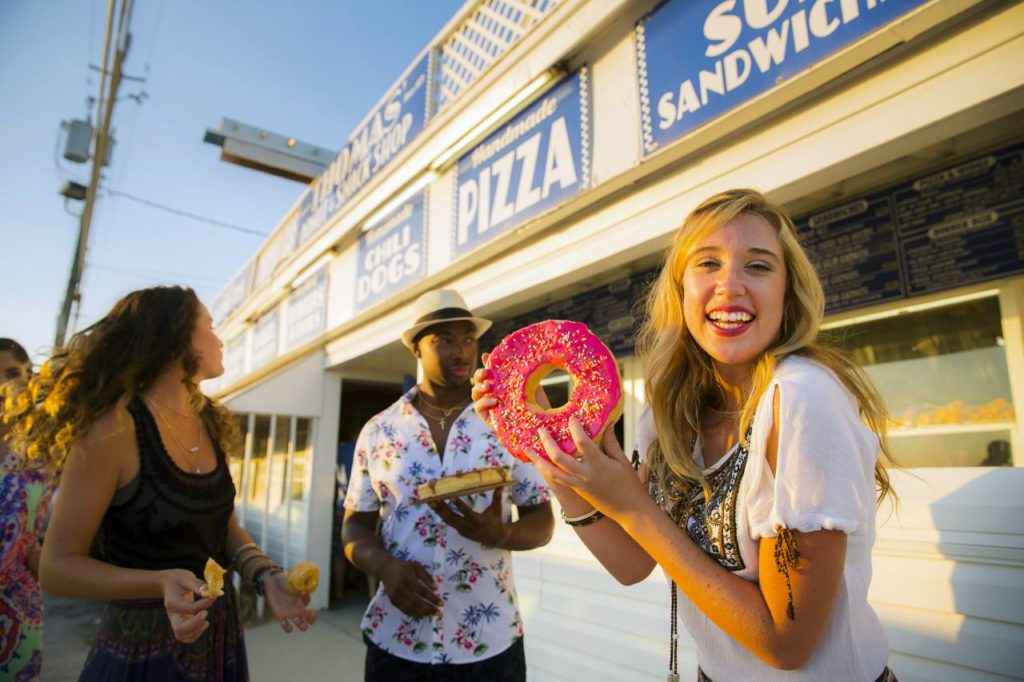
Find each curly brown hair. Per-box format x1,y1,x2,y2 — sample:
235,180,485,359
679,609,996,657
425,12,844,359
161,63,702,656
2,286,239,476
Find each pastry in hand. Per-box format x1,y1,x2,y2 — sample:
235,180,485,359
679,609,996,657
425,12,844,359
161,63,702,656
201,558,226,598
287,561,320,593
416,467,510,501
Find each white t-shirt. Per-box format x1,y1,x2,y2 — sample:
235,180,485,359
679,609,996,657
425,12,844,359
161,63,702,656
636,355,888,681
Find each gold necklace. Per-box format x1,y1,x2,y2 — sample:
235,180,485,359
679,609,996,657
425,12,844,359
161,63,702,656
142,397,203,473
145,393,194,419
417,394,471,430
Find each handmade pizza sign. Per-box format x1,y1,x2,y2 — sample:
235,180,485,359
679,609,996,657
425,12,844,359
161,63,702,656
453,67,591,258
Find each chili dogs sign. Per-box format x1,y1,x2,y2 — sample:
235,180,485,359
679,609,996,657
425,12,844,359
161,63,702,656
296,52,432,247
453,67,591,257
355,192,427,312
636,0,929,156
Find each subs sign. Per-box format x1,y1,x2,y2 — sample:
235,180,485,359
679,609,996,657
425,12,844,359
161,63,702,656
355,192,427,312
453,67,591,257
636,0,929,156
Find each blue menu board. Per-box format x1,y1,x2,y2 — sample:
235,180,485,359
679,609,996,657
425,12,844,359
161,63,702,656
798,195,903,312
894,145,1024,295
796,142,1024,312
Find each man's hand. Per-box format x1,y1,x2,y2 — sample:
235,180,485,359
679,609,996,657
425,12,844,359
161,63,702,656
429,493,510,547
380,557,442,619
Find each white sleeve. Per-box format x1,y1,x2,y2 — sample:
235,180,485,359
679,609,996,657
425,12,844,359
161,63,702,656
745,359,880,538
342,419,382,512
635,405,655,463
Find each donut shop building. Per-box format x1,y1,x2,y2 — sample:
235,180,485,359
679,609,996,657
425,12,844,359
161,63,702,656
206,1,1024,679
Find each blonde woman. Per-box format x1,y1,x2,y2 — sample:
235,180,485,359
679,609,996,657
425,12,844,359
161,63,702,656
4,286,315,680
475,189,898,681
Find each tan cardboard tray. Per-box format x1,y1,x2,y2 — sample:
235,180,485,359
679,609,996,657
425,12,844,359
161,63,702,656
413,478,514,505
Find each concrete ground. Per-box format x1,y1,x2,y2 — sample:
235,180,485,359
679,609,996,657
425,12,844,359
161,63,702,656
41,590,369,681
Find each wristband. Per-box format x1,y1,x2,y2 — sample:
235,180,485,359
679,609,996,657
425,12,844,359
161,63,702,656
560,507,606,527
252,563,284,597
230,542,258,569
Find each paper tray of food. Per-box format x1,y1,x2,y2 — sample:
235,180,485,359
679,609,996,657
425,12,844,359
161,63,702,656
413,467,513,505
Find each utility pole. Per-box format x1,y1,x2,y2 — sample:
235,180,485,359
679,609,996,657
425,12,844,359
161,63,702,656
54,0,135,348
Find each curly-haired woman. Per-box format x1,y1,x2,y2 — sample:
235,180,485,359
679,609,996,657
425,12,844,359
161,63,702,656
1,338,52,681
475,189,899,681
4,286,316,680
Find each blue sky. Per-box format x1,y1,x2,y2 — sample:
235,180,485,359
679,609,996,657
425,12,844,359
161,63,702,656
0,0,463,361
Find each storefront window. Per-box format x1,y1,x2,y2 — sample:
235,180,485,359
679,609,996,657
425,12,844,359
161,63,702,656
229,414,248,500
824,295,1015,467
248,415,272,505
229,411,315,563
292,418,312,502
268,416,291,513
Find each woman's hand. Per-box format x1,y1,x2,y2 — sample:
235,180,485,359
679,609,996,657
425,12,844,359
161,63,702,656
161,568,215,644
531,418,648,520
264,571,318,633
471,353,495,426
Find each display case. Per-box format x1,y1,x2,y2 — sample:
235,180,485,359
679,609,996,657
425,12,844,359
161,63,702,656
824,294,1015,467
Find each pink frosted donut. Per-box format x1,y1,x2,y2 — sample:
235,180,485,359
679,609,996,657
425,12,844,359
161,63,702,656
486,320,623,462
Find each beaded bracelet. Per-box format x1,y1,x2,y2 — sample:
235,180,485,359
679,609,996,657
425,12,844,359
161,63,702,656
230,542,258,569
560,507,606,527
237,551,265,579
252,562,284,597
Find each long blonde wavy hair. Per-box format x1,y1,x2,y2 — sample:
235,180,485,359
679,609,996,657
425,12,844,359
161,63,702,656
2,286,239,477
636,189,895,503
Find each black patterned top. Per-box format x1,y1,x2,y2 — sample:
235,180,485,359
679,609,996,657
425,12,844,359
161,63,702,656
655,425,752,572
93,396,236,577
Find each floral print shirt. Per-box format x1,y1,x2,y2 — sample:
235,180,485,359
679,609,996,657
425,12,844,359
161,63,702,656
344,387,550,664
1,448,53,680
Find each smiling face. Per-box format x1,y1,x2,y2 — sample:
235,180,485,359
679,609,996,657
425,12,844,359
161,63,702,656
681,212,787,380
191,304,224,381
414,320,478,388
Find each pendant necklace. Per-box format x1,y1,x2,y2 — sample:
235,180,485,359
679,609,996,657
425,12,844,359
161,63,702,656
142,396,203,472
418,394,471,430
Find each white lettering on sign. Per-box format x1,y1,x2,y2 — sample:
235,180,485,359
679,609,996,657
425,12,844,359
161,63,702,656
659,0,891,130
356,223,423,303
456,117,578,246
288,277,326,346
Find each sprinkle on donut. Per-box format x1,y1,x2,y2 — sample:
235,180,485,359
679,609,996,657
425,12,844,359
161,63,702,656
486,320,623,462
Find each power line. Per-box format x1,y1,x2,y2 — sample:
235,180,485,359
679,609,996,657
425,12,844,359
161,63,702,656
107,189,267,236
86,260,225,286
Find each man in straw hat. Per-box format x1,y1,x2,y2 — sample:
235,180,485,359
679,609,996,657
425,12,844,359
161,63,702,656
342,289,553,681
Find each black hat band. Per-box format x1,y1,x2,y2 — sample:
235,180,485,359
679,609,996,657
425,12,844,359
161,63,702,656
414,307,476,325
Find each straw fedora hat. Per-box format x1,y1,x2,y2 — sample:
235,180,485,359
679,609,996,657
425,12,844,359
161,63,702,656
401,289,492,351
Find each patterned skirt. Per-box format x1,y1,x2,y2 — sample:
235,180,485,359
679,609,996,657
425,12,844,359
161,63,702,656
79,584,247,682
0,596,43,682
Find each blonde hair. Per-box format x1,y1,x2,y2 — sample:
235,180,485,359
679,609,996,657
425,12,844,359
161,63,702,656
636,189,895,503
2,286,239,477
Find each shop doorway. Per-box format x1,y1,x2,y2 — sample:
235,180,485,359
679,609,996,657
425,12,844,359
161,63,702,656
330,379,404,604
